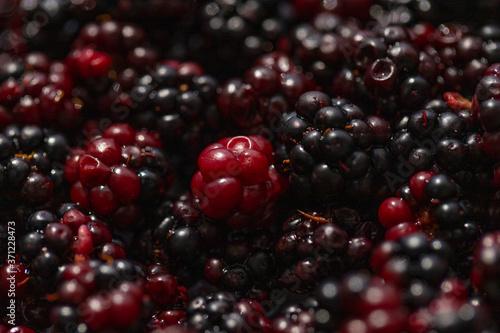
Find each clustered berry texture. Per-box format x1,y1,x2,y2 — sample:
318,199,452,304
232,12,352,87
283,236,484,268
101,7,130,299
5,0,500,332
276,91,393,203
191,135,285,229
217,51,315,132
275,210,374,293
378,172,482,271
0,52,83,130
474,63,500,182
0,125,69,219
65,123,173,229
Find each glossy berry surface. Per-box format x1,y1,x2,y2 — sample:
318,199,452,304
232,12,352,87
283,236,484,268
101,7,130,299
191,135,284,228
65,124,173,228
3,1,500,333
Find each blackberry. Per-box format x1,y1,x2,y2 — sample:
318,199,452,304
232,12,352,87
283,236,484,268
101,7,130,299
270,297,338,332
64,123,174,229
1,1,115,58
286,17,491,115
379,172,482,273
217,51,315,134
387,103,496,192
275,209,376,293
271,272,410,333
17,206,123,290
183,291,270,332
276,92,393,203
473,63,500,174
0,125,69,220
115,60,222,181
0,52,83,131
204,227,279,299
143,193,220,286
182,0,297,79
372,232,452,290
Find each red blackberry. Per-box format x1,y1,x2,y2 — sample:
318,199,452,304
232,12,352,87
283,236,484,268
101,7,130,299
190,135,285,229
275,209,376,293
0,52,83,130
0,124,70,220
276,92,393,203
49,260,186,332
64,124,174,229
68,19,158,74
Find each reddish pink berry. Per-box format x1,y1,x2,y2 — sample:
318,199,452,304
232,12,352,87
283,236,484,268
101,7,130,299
191,135,285,228
378,197,414,229
409,171,435,202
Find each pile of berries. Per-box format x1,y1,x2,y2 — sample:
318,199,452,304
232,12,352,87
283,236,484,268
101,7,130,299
3,0,500,332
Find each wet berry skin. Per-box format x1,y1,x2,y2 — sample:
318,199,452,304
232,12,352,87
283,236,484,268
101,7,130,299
378,197,414,229
64,124,173,228
191,135,285,228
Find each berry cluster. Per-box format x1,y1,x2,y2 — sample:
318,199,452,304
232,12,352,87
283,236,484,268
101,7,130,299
65,123,174,229
0,125,69,220
3,1,500,332
276,91,392,203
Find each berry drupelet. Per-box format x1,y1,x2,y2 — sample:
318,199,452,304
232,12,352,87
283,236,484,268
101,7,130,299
64,123,174,229
191,135,285,229
0,124,70,220
276,91,393,203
